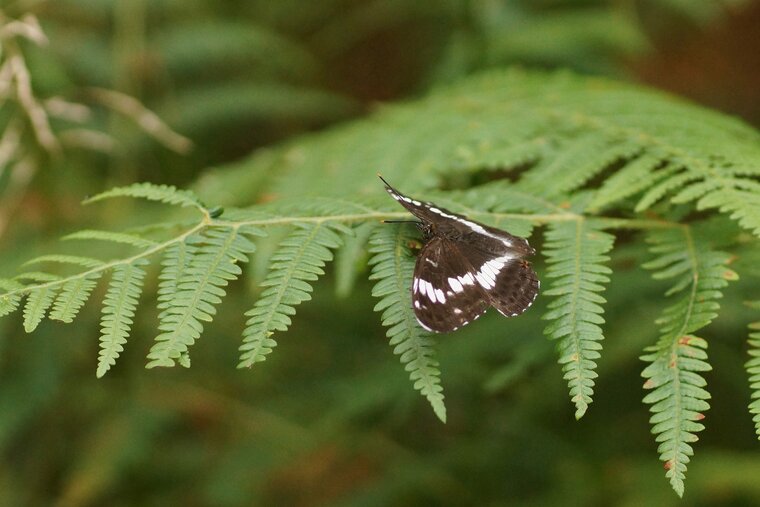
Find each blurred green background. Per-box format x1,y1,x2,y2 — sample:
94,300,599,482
1,0,760,505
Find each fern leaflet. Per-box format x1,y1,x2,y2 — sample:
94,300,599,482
369,225,446,423
97,260,148,378
238,222,345,368
641,226,737,497
542,219,614,419
0,279,24,317
64,230,157,249
50,273,102,323
24,255,104,269
146,226,260,368
746,301,760,440
21,273,60,332
84,182,204,210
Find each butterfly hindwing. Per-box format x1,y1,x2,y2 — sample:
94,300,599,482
454,242,540,318
486,258,540,317
412,237,489,333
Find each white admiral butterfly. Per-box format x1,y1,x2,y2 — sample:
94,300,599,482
380,176,539,333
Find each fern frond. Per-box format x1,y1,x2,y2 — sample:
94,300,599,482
63,230,157,249
84,182,204,210
368,225,446,423
641,226,737,497
521,134,640,197
23,255,104,269
146,227,260,368
238,222,344,368
695,189,760,237
588,155,668,211
97,260,148,378
746,301,760,440
542,219,614,419
50,273,102,323
0,279,25,317
22,273,61,333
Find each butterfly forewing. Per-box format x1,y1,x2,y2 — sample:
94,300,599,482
412,238,489,333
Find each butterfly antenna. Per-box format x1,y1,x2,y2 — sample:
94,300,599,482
382,219,420,224
377,173,393,189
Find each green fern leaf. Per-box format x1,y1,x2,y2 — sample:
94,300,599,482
147,227,259,368
63,230,157,249
84,182,204,210
50,273,102,323
238,222,343,368
641,226,737,497
746,301,760,440
0,279,25,317
156,241,197,319
22,272,61,332
588,155,666,211
369,225,446,423
23,255,104,269
696,189,760,237
97,260,148,378
542,219,614,419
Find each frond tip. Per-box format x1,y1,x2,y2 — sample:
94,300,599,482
641,226,736,497
542,219,614,419
369,225,446,423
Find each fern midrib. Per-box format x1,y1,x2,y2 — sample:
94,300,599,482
158,227,240,354
666,225,700,475
249,224,322,338
2,220,207,299
1,211,680,301
567,218,586,406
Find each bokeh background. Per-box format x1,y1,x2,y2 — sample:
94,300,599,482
1,1,760,505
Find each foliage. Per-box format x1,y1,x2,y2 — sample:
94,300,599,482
2,67,758,496
1,2,760,502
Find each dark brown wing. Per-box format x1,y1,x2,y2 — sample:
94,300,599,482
486,259,539,317
412,237,489,333
455,244,540,318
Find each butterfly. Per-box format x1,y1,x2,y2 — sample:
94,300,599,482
380,175,539,333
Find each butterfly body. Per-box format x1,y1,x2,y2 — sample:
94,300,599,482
380,176,539,333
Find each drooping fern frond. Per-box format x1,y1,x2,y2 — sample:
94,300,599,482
746,301,760,440
97,260,148,378
84,182,204,210
641,226,738,497
542,219,614,419
146,226,262,368
369,225,446,423
238,222,346,368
